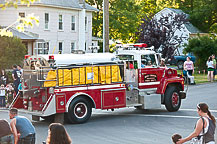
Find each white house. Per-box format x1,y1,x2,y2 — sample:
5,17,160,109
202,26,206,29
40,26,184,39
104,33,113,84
154,8,201,55
0,0,97,55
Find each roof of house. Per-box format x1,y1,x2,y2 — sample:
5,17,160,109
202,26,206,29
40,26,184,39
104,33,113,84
185,23,201,33
0,0,98,11
167,8,185,15
8,27,38,40
92,36,102,41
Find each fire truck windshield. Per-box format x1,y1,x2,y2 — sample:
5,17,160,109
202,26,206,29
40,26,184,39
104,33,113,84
141,54,156,67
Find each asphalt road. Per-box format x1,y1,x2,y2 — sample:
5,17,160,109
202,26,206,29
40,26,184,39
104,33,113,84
0,82,217,144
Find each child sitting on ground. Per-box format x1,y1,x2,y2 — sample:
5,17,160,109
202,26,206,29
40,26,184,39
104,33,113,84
172,133,182,144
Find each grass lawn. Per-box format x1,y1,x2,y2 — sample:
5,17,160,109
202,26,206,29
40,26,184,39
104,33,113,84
177,70,212,84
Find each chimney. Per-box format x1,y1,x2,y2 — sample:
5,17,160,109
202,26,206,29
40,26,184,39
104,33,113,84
79,0,84,4
79,0,85,8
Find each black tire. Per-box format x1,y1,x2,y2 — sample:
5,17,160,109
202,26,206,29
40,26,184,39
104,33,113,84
67,97,92,124
177,61,184,70
164,86,181,112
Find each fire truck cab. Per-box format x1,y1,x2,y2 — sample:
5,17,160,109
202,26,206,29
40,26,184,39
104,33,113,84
11,46,186,124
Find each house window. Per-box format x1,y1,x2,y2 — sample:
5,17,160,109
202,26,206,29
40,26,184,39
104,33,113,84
71,42,75,53
45,42,49,54
36,42,49,54
19,12,25,23
45,13,49,30
59,14,63,30
85,17,87,31
59,42,63,54
71,16,75,31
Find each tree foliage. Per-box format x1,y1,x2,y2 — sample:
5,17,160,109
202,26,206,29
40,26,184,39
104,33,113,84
184,36,217,70
178,0,217,33
136,12,189,59
0,36,26,70
86,0,142,42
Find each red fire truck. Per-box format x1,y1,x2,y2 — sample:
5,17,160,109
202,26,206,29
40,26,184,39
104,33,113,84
11,45,186,124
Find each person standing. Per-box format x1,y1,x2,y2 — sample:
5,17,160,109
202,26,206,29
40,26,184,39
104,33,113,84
9,108,36,144
0,69,8,86
17,65,23,75
177,103,216,144
212,54,216,80
17,65,23,80
183,57,194,76
0,84,6,108
207,56,214,82
46,123,72,144
12,65,21,95
0,119,13,144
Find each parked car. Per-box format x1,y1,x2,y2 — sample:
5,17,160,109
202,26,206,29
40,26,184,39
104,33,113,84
168,53,196,69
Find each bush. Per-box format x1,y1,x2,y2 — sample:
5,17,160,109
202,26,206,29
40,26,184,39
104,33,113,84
184,36,217,70
0,36,26,70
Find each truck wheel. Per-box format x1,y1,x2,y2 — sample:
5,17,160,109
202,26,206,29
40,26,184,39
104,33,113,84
177,61,184,69
164,86,181,112
67,97,92,124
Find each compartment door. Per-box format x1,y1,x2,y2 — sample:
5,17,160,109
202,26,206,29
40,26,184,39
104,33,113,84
56,93,66,113
101,88,126,109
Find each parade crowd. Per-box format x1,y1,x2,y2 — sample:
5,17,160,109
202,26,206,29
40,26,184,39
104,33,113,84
0,65,23,108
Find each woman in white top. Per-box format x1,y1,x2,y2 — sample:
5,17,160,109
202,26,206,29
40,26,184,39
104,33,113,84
177,103,216,144
206,56,214,82
183,57,194,76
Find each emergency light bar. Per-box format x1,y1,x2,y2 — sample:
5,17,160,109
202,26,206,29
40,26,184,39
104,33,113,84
133,43,147,48
49,55,54,60
25,55,30,59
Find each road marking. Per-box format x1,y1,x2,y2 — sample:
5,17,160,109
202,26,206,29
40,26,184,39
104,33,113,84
93,113,217,120
180,108,217,113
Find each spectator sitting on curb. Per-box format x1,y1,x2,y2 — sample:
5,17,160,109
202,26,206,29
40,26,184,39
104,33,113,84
45,123,72,144
0,119,14,144
172,133,182,144
9,108,36,144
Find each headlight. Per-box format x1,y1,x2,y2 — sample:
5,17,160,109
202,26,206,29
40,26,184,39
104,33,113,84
49,87,54,94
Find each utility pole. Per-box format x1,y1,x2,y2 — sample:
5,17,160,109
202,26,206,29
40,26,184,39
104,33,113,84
103,0,109,52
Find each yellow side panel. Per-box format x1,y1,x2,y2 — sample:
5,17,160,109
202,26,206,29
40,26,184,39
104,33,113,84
64,69,72,86
112,65,122,82
105,66,111,84
43,70,57,87
43,65,122,87
86,66,99,84
93,67,99,83
72,68,79,85
79,67,85,85
99,66,106,84
58,69,64,86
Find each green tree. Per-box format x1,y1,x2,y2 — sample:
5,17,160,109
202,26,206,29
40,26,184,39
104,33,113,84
177,0,217,32
85,0,103,37
86,0,143,42
109,0,141,42
0,36,26,70
184,36,217,70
